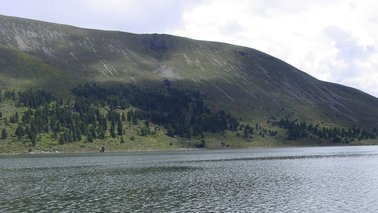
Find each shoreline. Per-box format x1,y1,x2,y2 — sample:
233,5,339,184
1,143,378,156
0,147,203,156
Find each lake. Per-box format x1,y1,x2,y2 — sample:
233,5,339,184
1,146,378,212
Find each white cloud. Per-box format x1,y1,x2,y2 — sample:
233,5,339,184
171,0,378,97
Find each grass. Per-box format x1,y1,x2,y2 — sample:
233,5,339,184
0,15,377,154
2,128,378,154
1,91,377,155
0,134,186,154
0,104,190,154
1,18,377,128
350,139,378,146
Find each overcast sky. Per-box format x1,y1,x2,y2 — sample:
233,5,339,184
1,0,377,97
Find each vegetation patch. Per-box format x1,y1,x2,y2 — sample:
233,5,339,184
0,81,377,154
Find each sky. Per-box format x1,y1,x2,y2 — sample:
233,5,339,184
0,0,377,97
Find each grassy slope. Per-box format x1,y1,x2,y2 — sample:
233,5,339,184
0,15,378,153
1,97,377,154
0,15,377,128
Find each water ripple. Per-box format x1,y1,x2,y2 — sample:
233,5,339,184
1,146,378,212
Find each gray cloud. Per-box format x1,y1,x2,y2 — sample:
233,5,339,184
0,0,90,26
89,0,204,33
325,25,374,61
0,0,203,33
324,25,376,83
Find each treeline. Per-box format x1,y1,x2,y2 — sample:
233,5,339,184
2,85,375,146
274,118,377,143
0,83,240,145
72,83,239,138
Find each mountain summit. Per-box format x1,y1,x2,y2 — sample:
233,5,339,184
0,14,377,129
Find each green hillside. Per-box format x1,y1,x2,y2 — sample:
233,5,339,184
0,15,377,153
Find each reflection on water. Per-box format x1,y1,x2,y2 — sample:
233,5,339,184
1,146,378,212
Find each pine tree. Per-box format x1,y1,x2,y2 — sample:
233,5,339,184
87,134,94,143
117,121,123,136
15,125,24,140
75,128,82,141
1,128,8,139
127,111,132,122
59,133,65,145
110,123,116,138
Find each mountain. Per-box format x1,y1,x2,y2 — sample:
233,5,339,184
0,14,377,131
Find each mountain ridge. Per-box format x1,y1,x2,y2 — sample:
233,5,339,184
0,14,377,129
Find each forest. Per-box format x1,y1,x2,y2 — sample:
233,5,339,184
0,82,377,148
271,118,377,143
0,82,239,146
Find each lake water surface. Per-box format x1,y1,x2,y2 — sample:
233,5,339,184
1,146,378,212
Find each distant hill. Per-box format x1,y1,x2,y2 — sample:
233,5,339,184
0,14,377,151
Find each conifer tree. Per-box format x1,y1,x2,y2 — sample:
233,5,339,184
15,125,24,140
59,133,65,145
87,134,94,143
117,121,123,136
1,128,8,139
110,123,116,138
